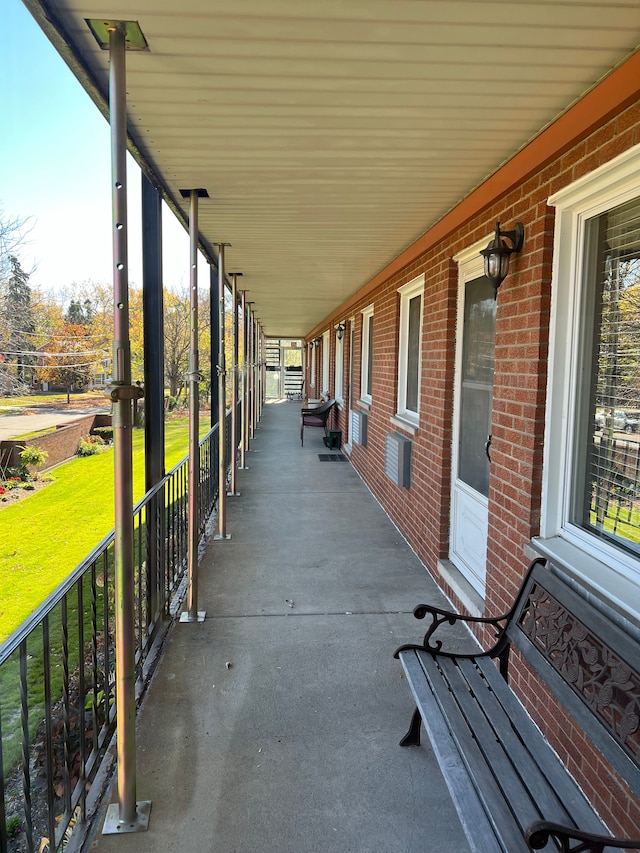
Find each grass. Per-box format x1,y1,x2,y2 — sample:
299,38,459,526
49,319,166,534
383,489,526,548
0,392,102,409
0,417,209,642
10,426,58,440
0,411,211,789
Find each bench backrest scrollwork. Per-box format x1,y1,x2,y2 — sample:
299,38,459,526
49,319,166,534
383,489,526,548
505,559,640,798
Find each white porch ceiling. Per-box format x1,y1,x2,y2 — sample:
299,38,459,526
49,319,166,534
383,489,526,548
27,0,640,337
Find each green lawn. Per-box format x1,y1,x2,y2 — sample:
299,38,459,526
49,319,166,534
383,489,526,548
0,418,209,642
0,391,103,412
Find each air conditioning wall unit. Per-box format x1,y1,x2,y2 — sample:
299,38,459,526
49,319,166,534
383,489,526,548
384,432,412,488
352,410,368,446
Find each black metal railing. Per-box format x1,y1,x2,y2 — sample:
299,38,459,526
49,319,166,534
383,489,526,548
0,407,237,853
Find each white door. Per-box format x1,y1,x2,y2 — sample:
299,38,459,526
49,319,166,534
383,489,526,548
450,246,496,597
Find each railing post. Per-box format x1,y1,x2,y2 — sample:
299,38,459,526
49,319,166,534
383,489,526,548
227,272,242,495
100,20,150,834
180,188,207,623
215,243,231,540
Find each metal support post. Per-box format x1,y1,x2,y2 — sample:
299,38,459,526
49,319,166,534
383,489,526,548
259,327,266,417
239,289,249,469
255,317,262,429
141,173,165,630
210,264,219,428
215,243,231,540
227,273,242,494
247,303,255,440
102,21,150,835
180,189,206,623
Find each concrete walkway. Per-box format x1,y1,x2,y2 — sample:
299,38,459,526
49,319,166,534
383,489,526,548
0,411,90,442
90,400,470,853
0,406,109,441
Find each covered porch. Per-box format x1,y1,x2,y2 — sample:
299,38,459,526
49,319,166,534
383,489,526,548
88,399,468,852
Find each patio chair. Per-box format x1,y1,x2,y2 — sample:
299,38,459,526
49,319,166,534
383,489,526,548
300,398,336,446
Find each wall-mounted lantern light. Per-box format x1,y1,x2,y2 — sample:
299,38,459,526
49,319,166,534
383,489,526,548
335,322,346,341
479,221,525,297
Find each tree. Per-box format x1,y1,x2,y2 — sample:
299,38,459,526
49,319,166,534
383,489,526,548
0,256,36,393
163,287,212,403
36,324,98,403
164,290,190,398
64,298,94,326
0,211,32,281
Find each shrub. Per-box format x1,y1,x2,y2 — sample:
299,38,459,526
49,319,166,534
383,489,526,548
6,467,31,483
93,426,114,442
6,815,21,838
77,435,105,457
19,445,49,468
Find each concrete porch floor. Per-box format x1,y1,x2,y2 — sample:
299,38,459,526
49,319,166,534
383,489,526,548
89,400,470,853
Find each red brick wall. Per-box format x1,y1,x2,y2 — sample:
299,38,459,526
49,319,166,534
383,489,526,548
309,97,640,837
1,414,107,472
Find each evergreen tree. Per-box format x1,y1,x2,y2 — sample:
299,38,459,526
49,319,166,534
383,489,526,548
3,255,35,383
64,298,94,326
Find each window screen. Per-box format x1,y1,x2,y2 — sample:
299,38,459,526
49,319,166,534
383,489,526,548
405,294,421,413
576,196,640,555
366,313,374,398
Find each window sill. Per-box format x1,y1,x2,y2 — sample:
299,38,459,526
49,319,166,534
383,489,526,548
531,536,640,632
437,559,485,618
357,398,371,411
390,414,418,436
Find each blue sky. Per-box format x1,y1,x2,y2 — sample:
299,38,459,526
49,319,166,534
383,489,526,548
1,0,198,296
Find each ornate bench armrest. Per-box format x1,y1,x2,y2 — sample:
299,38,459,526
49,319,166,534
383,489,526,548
526,820,640,853
393,602,509,659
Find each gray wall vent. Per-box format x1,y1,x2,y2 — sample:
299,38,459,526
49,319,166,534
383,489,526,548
385,432,412,488
352,411,368,446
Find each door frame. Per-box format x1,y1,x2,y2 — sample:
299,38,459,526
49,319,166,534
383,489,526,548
450,237,495,597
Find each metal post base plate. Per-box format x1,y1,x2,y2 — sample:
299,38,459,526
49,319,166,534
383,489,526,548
179,611,206,623
102,800,151,834
227,490,241,496
214,533,232,540
238,466,250,470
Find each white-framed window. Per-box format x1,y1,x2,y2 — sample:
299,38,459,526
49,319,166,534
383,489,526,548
322,330,330,395
540,143,640,617
334,327,344,403
396,274,425,426
360,304,374,404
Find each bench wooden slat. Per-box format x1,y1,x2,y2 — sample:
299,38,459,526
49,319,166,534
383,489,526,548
423,655,543,836
410,650,531,853
475,657,610,835
401,651,513,853
441,656,558,830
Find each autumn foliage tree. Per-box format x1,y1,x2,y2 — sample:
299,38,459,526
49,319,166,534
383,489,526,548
37,324,98,403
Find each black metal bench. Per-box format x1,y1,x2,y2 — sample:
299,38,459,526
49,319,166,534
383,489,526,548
394,557,640,853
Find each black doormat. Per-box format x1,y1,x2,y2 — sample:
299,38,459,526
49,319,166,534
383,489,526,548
318,454,348,462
